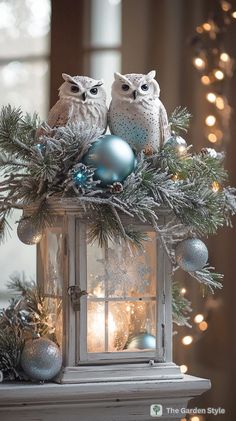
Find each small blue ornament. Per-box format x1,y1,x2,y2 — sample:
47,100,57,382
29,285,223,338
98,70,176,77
73,164,91,187
83,134,136,186
36,143,46,154
127,333,156,350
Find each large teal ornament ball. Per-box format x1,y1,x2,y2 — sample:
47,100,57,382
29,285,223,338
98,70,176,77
127,333,156,350
83,134,136,186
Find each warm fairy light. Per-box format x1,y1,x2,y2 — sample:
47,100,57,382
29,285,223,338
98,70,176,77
205,115,216,126
178,145,187,155
208,133,217,143
181,287,187,295
220,52,230,62
196,26,203,34
221,0,231,12
216,96,225,110
191,417,201,421
215,129,223,140
201,75,211,85
212,181,220,192
172,174,179,182
193,57,206,70
182,335,193,345
194,314,204,324
199,321,208,331
214,69,225,80
206,92,216,103
126,305,131,312
180,365,188,374
232,11,236,18
202,22,212,31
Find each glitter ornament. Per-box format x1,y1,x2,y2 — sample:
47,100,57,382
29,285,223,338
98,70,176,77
164,135,187,155
175,238,208,272
17,218,42,245
83,134,136,186
20,337,62,381
127,333,156,350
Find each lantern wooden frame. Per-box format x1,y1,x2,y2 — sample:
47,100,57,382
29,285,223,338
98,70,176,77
33,201,182,384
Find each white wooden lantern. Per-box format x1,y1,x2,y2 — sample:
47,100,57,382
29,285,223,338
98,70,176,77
36,201,182,384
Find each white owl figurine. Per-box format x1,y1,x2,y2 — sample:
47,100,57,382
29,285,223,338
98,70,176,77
108,70,170,153
45,73,108,133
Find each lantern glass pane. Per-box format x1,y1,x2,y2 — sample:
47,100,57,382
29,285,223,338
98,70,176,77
38,222,63,347
86,231,158,354
87,301,105,353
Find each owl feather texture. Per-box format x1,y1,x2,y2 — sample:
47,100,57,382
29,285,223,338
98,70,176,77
108,70,170,153
40,73,108,135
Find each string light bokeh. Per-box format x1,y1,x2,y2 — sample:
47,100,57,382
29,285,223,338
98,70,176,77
190,0,236,146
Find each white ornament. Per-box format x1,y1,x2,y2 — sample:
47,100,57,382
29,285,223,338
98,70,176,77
108,70,170,153
46,73,108,133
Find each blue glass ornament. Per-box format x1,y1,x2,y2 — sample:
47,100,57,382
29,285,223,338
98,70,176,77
74,169,88,187
127,333,156,350
83,134,136,186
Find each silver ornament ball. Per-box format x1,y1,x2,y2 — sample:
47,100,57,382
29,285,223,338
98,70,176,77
164,135,187,154
17,218,42,245
127,333,156,350
83,134,136,186
175,238,208,272
20,338,62,381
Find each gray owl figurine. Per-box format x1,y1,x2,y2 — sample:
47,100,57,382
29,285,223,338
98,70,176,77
45,73,107,133
108,70,170,153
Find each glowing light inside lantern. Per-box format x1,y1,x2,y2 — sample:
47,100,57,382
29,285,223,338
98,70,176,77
220,52,230,62
193,57,205,70
194,314,204,324
199,321,208,331
181,288,187,295
232,11,236,18
191,417,201,421
180,365,188,374
182,335,193,345
214,69,224,80
206,92,216,103
205,115,216,126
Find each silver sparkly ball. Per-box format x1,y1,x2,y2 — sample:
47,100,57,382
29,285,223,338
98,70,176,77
20,338,62,381
164,135,187,155
175,238,208,272
127,333,156,350
17,218,42,245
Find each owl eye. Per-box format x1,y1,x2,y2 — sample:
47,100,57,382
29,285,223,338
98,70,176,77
71,85,79,93
122,84,130,91
90,87,98,95
141,84,149,91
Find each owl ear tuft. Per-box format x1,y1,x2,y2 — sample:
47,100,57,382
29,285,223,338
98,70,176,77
146,70,156,81
114,72,130,84
62,73,75,83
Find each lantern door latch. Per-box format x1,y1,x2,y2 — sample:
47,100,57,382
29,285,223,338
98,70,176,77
68,286,88,311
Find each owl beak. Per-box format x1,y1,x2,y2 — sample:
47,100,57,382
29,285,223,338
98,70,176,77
133,90,137,100
82,92,87,101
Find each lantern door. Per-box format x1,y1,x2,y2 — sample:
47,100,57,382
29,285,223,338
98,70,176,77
75,218,169,365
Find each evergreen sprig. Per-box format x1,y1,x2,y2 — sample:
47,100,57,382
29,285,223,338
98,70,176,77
0,105,235,292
